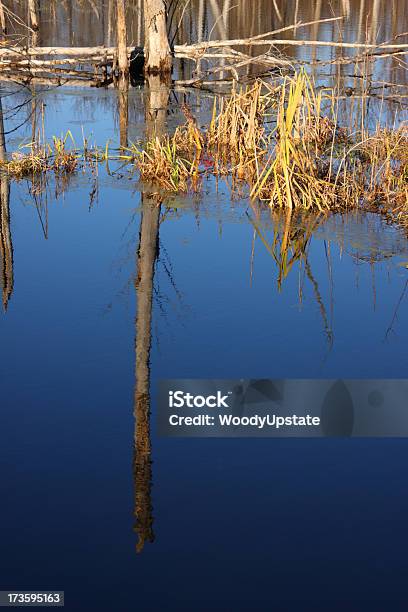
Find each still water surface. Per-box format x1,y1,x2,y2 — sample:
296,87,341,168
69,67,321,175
8,0,408,48
1,13,408,611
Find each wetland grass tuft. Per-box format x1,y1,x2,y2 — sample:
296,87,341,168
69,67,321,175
0,131,78,178
359,124,408,219
206,80,276,180
251,72,357,211
132,136,201,193
102,79,408,225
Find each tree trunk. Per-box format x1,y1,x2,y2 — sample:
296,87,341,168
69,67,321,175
0,94,6,163
143,0,171,76
118,80,129,147
116,0,128,139
28,0,40,46
116,0,128,78
0,0,7,37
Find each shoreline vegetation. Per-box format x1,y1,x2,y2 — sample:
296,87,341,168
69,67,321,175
1,72,406,227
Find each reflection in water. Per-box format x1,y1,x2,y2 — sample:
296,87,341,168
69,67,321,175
250,209,408,347
133,75,169,553
249,210,321,290
0,57,406,554
385,279,408,341
304,254,333,348
0,95,13,311
118,79,129,149
0,172,12,311
4,0,407,94
0,4,406,597
250,211,360,348
6,0,407,49
0,176,14,310
133,192,160,553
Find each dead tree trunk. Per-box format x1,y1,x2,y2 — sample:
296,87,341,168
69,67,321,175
143,0,172,77
28,0,40,46
0,1,7,37
0,93,6,162
116,0,128,78
118,81,129,147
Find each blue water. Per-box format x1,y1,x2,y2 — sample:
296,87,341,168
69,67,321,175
1,86,408,611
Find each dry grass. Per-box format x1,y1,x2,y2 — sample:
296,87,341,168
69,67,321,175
355,123,408,222
173,103,204,155
129,136,201,193
250,72,358,211
133,74,407,224
360,125,408,166
0,130,117,182
2,75,406,228
206,80,277,179
0,131,78,177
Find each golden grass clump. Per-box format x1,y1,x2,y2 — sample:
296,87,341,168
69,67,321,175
360,125,408,166
135,135,201,193
369,162,408,221
129,73,406,216
357,123,408,218
50,134,78,172
1,149,48,177
0,131,78,178
172,122,204,157
251,72,356,212
172,103,204,156
206,80,276,179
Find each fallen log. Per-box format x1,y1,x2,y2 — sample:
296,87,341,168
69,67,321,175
0,14,405,89
177,39,408,53
0,57,110,66
0,32,406,63
0,66,96,78
0,46,116,58
0,73,101,87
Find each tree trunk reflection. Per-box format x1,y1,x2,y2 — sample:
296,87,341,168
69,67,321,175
133,74,169,553
0,95,13,311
